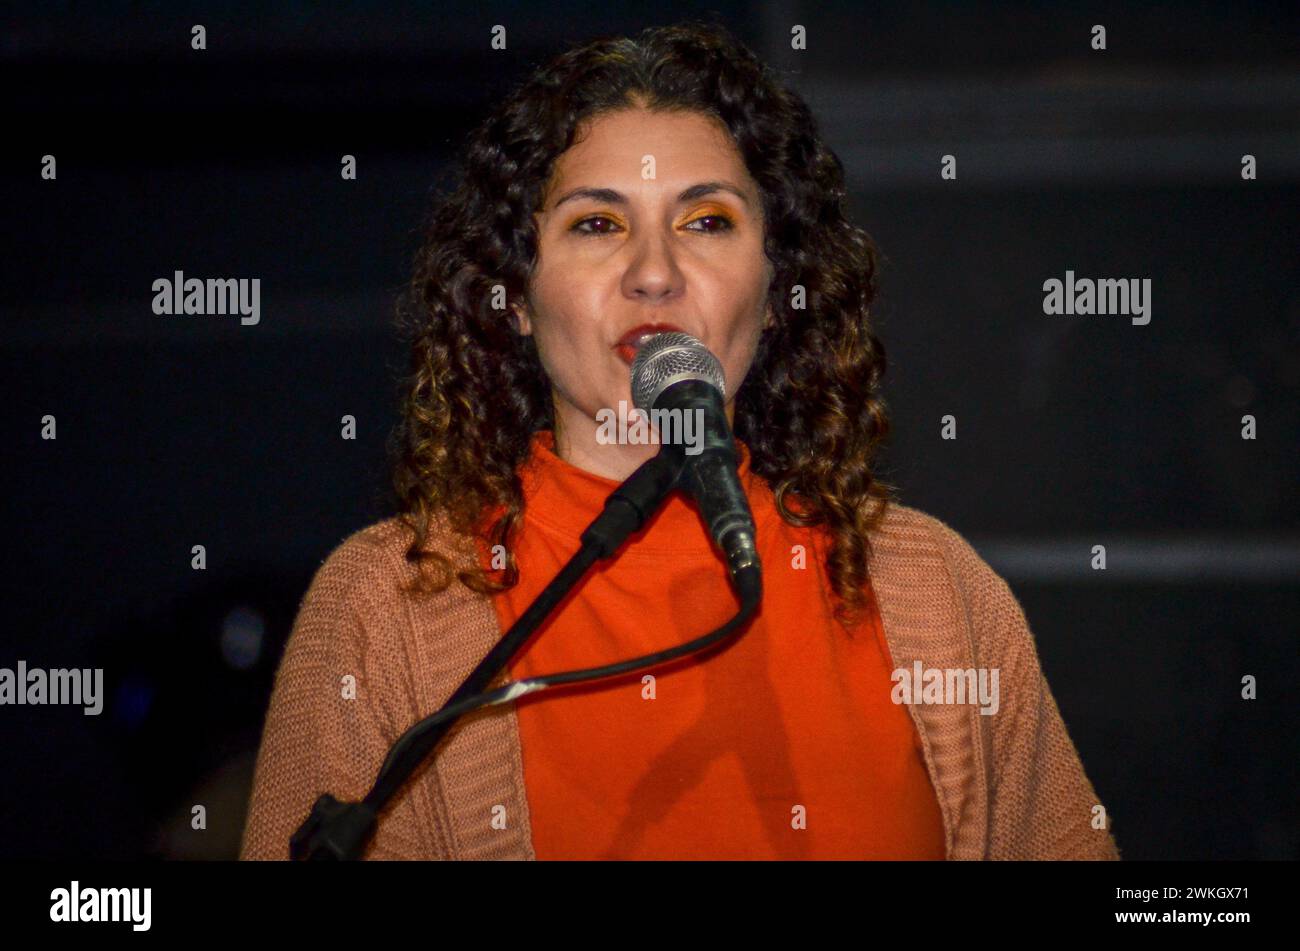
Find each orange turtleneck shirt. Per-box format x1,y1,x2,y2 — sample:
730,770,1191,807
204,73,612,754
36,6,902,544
485,430,946,859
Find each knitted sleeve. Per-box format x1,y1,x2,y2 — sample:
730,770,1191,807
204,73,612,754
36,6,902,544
934,522,1122,860
238,532,441,860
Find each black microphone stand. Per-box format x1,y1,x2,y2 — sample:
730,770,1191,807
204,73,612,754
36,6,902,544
290,446,689,860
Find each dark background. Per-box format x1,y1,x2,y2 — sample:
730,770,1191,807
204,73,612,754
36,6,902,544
2,1,1297,860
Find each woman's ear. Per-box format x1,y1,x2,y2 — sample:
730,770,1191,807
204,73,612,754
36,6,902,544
511,301,533,336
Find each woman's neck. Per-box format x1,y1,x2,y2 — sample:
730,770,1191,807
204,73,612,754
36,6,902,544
550,399,738,481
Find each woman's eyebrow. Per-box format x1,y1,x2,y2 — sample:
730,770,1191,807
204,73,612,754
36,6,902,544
551,180,751,210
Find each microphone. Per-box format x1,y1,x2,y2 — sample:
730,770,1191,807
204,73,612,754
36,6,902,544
630,332,761,582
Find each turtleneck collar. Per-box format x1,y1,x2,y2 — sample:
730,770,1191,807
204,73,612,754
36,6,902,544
518,429,773,555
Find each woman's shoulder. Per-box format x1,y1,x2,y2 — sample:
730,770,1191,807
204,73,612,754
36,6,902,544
869,500,1006,585
305,517,413,601
274,516,499,700
300,515,476,615
867,500,1029,651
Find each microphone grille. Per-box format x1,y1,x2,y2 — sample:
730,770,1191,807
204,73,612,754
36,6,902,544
630,331,726,411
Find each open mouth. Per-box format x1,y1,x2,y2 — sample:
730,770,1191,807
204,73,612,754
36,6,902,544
613,323,685,365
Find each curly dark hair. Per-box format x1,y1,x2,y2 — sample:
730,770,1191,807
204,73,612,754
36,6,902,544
388,19,896,627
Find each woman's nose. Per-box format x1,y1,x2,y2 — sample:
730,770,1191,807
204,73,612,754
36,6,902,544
621,231,684,301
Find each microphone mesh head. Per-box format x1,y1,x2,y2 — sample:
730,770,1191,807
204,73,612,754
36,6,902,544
630,331,726,411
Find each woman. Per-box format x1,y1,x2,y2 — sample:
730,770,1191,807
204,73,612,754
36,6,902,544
241,21,1120,860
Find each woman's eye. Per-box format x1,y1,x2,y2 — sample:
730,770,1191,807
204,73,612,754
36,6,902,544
685,214,734,234
571,215,621,235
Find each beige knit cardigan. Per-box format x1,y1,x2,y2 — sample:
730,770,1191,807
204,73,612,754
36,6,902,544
240,501,1121,860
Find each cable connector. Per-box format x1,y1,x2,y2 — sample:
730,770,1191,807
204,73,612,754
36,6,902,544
290,794,378,861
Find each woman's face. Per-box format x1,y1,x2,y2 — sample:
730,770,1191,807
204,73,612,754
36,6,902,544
513,106,774,479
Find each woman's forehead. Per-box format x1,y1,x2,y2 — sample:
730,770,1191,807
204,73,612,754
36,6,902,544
545,109,752,200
